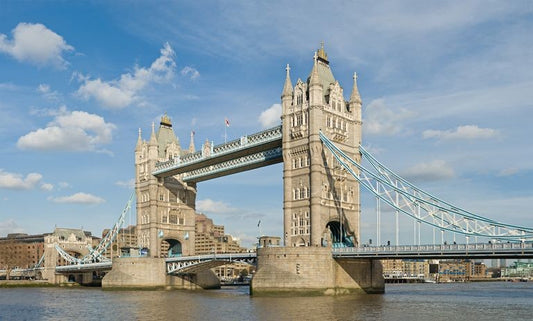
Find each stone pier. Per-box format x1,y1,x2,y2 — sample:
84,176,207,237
251,247,384,295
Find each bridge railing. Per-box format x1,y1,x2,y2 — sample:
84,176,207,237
332,242,533,258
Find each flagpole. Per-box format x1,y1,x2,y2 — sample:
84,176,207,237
224,121,227,143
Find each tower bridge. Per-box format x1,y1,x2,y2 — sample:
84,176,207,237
32,44,533,294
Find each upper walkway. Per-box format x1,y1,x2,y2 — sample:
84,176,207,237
152,126,282,182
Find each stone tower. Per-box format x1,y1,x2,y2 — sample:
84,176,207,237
281,44,362,247
135,114,197,257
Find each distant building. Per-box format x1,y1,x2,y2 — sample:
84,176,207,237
258,236,281,248
100,214,247,258
501,261,533,278
195,213,246,255
101,225,137,258
381,259,429,282
438,259,487,282
0,233,45,269
214,261,255,283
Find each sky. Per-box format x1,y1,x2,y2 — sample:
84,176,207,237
0,1,532,248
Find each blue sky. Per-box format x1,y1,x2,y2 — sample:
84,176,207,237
0,1,532,247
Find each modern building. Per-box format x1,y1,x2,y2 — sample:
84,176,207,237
501,261,533,278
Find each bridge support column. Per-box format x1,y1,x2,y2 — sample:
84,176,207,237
251,247,384,295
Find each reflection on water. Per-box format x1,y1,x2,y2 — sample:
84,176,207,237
0,283,532,321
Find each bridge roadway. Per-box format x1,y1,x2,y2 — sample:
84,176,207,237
152,126,282,181
332,242,533,259
50,242,533,274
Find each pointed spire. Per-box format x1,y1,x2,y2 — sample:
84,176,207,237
317,41,328,63
309,50,320,86
135,128,143,151
149,121,157,145
189,130,196,153
281,63,293,98
349,72,362,105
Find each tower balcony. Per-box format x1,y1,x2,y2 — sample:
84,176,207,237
327,127,348,142
290,125,308,139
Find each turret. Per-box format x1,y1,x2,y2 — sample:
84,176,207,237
349,72,363,146
308,51,323,106
282,64,293,99
148,122,158,161
349,72,362,112
135,128,143,152
188,131,196,153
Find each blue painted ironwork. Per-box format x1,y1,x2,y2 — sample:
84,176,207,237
55,261,112,273
152,126,282,180
54,193,134,265
319,131,533,242
166,253,257,275
332,242,533,259
182,148,282,182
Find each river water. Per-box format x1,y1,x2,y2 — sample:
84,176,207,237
0,282,532,320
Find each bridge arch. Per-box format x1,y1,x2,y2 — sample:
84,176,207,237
162,238,182,257
295,238,307,247
326,221,354,247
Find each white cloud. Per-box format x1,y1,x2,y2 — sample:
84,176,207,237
180,66,200,80
76,42,176,109
258,104,281,128
197,198,235,214
37,83,50,93
0,22,73,68
40,183,54,191
497,168,519,177
0,170,42,190
58,182,70,189
423,125,499,141
51,192,105,204
0,219,24,236
36,83,60,101
363,99,416,136
17,109,116,152
400,160,455,182
115,179,134,189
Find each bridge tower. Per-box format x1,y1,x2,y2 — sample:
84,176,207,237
135,115,197,257
281,44,362,247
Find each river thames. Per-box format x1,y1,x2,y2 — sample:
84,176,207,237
1,282,532,320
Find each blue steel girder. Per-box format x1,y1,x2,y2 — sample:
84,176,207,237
55,261,112,273
153,126,282,181
166,253,257,275
319,131,533,242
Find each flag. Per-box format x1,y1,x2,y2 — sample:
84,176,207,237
225,118,230,127
257,220,261,227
